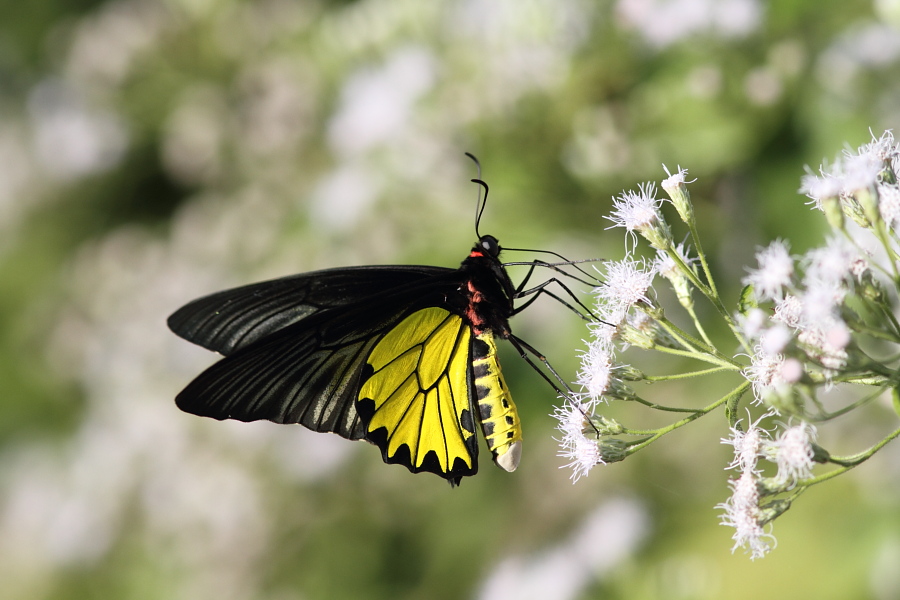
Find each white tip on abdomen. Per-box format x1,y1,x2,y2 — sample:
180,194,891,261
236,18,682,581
495,440,522,472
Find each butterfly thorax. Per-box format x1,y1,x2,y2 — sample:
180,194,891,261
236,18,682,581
456,235,515,337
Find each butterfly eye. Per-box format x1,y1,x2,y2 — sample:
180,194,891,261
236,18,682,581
480,235,500,256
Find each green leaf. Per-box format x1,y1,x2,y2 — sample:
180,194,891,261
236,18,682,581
738,285,758,314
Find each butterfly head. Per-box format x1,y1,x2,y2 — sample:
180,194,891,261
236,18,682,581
472,234,501,259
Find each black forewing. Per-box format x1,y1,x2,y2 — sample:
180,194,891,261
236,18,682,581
167,265,452,356
173,271,465,440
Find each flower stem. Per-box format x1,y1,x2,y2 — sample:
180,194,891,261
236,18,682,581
653,345,742,370
623,381,751,453
800,426,900,484
643,366,733,381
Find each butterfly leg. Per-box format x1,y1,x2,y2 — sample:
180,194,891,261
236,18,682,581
506,333,580,401
512,277,598,322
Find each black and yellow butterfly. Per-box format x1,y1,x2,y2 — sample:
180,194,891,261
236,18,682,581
168,171,590,486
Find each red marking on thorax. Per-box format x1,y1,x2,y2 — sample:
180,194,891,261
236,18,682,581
466,281,484,303
465,280,487,333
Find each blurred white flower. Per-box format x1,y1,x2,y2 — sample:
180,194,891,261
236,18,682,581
327,45,436,157
803,236,865,290
27,79,127,180
616,0,762,48
743,240,793,301
767,422,817,485
773,294,803,329
737,307,768,340
476,498,649,600
310,163,383,231
800,164,844,206
759,324,792,356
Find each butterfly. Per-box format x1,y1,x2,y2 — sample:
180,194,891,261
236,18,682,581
168,162,594,486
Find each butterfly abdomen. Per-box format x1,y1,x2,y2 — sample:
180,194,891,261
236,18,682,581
472,333,523,472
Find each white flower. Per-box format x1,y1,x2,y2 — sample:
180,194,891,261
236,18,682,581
877,182,900,230
779,357,804,384
653,249,677,279
661,165,696,223
576,339,615,401
653,243,694,280
773,294,804,329
553,400,604,482
742,346,789,405
803,235,861,288
824,321,851,350
759,324,792,355
553,400,591,441
799,165,843,207
743,240,793,301
606,183,672,249
607,183,662,232
717,470,775,560
594,257,655,316
841,131,894,195
800,280,845,326
661,164,693,189
797,326,848,373
721,411,772,472
588,317,620,349
842,152,882,194
795,280,850,375
736,307,768,340
854,130,897,163
767,422,817,485
559,434,604,482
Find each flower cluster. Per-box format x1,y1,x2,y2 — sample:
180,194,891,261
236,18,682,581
554,130,900,558
716,414,817,559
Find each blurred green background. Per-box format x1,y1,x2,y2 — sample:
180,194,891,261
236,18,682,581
2,0,900,598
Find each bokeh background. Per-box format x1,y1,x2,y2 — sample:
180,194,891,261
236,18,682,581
2,0,900,598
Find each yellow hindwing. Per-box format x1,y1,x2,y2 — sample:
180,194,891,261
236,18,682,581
358,307,476,475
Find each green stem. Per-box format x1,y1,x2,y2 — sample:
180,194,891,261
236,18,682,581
622,381,751,453
683,223,741,329
874,219,900,282
668,246,713,298
652,315,742,370
643,366,732,382
808,386,885,421
852,320,900,344
649,312,711,354
799,426,900,485
827,374,892,386
684,302,715,348
880,303,900,340
667,241,751,354
653,345,742,370
685,221,719,299
631,397,701,413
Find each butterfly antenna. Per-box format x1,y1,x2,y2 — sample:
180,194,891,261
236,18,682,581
465,152,488,239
